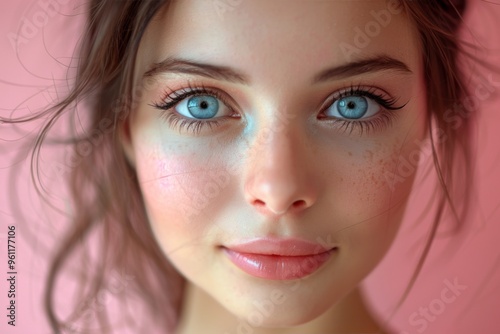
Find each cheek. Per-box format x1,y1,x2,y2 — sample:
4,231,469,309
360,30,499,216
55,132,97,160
330,135,424,268
333,142,416,219
134,144,232,250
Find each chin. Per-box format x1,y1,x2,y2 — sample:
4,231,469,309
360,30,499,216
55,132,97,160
218,284,341,329
234,305,326,329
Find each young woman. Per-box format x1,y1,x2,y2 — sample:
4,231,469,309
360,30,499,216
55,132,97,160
3,0,492,333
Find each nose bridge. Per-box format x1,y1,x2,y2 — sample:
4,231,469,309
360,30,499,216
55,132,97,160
250,110,295,160
243,109,318,216
249,93,302,156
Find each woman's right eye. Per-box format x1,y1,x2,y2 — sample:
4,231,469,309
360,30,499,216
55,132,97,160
150,87,240,135
175,94,232,120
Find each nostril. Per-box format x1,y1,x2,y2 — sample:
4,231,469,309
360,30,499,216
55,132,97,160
254,199,266,208
252,199,307,215
292,200,306,209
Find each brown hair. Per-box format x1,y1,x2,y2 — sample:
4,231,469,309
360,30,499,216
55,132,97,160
2,0,489,332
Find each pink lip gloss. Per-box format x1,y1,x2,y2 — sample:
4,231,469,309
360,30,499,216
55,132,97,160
222,238,337,280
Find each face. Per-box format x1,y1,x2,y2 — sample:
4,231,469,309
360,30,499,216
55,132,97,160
123,0,426,327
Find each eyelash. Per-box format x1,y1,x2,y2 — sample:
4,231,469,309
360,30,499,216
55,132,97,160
150,83,406,135
319,85,406,135
151,83,232,135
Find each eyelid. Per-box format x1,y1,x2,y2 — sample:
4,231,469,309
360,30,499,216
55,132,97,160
152,82,241,114
150,82,406,136
320,84,405,112
314,84,406,136
149,82,241,135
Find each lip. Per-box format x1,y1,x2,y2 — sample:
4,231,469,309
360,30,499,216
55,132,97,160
222,238,337,280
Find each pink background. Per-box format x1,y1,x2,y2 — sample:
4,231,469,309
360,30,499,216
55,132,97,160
1,1,499,333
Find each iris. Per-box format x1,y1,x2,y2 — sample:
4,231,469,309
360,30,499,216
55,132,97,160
337,96,368,119
187,96,219,119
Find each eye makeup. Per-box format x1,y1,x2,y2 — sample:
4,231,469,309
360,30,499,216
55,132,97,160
150,81,407,136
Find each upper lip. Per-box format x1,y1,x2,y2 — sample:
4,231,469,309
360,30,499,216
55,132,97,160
223,237,335,256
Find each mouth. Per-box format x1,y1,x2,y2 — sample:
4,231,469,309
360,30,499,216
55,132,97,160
221,238,337,280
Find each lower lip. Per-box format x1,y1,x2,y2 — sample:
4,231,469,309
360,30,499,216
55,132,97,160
222,247,336,280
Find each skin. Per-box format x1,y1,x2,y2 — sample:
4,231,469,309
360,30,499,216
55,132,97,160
121,0,427,333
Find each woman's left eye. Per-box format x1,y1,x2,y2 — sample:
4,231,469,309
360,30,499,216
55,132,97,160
325,95,380,120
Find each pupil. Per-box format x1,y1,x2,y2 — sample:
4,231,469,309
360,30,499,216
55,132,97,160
200,101,208,109
347,101,356,109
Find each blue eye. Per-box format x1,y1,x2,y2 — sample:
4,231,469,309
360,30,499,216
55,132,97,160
337,96,368,119
186,96,219,119
326,95,380,120
174,94,231,120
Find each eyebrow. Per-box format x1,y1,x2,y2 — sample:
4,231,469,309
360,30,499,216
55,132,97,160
144,57,249,84
143,55,412,84
312,55,412,83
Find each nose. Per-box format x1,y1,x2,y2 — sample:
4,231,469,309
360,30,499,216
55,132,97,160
243,120,318,217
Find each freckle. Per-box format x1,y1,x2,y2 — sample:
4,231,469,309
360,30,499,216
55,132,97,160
363,150,374,162
348,152,353,157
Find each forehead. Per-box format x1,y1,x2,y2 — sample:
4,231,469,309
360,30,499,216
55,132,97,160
137,0,420,83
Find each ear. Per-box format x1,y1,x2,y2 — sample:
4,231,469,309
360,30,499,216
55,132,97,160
118,117,136,168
